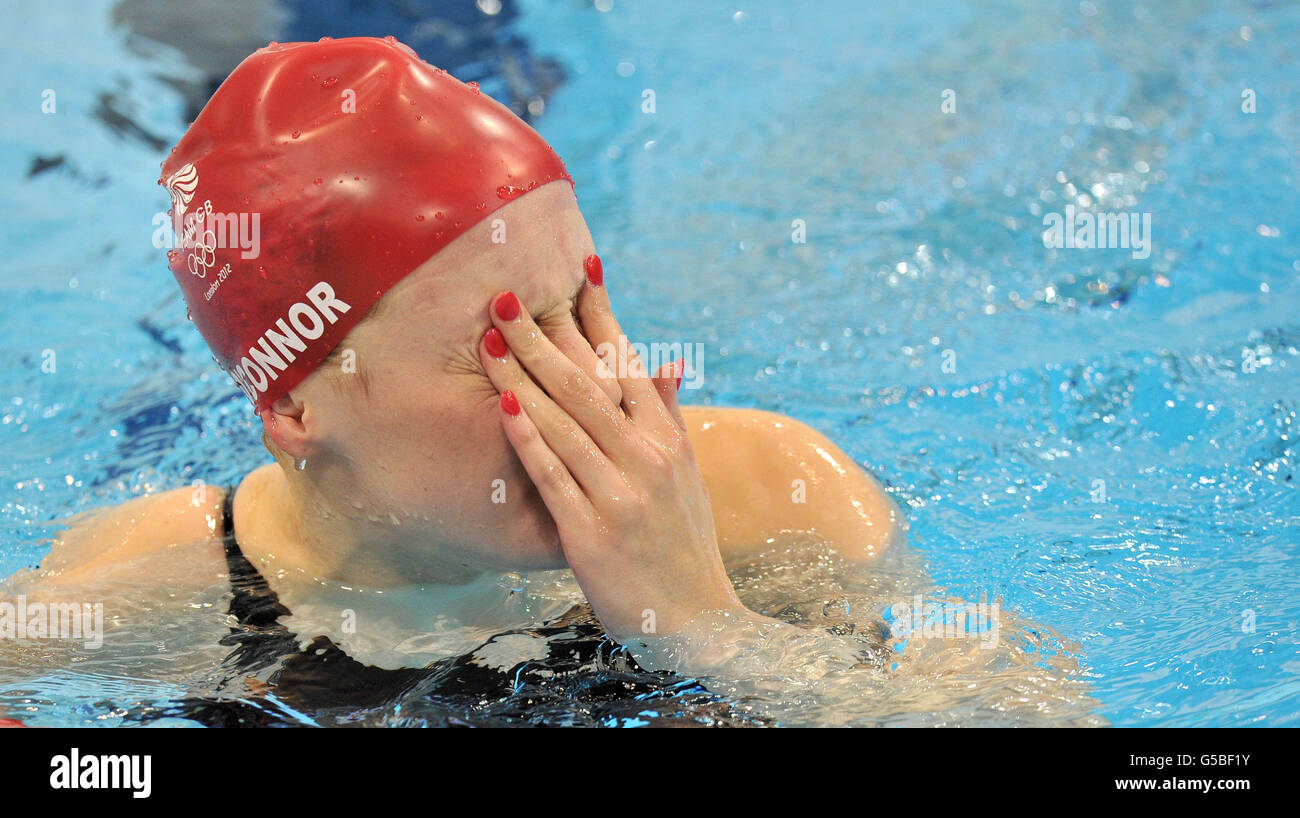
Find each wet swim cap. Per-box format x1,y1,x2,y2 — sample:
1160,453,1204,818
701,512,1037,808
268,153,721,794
159,36,571,410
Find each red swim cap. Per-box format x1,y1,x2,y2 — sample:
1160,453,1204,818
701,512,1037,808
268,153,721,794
159,36,571,410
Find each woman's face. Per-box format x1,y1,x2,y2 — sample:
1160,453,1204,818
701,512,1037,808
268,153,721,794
281,181,618,572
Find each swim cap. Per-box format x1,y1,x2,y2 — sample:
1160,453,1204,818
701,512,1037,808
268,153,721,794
159,36,571,410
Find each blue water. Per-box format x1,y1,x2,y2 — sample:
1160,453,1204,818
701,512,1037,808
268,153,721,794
1,0,1297,726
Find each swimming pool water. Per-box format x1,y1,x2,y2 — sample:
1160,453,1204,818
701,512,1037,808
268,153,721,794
1,0,1297,726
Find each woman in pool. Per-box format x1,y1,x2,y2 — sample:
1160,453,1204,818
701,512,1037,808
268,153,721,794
14,37,903,688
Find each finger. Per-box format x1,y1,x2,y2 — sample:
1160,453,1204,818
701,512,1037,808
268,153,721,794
576,254,673,426
547,321,624,407
652,359,687,431
496,389,594,528
489,290,635,460
482,326,625,492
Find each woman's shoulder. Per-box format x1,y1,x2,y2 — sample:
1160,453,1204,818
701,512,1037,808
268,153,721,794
682,406,906,561
682,405,853,457
682,405,818,433
17,484,232,590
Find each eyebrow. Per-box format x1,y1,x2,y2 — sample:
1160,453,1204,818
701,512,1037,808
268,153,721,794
458,274,585,353
561,276,586,311
530,274,585,319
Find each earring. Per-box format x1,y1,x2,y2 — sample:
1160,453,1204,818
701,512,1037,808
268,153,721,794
293,457,307,471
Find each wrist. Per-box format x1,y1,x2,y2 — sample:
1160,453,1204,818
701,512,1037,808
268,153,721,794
621,604,778,674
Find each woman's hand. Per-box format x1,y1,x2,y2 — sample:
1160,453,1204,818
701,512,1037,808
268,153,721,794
478,259,746,645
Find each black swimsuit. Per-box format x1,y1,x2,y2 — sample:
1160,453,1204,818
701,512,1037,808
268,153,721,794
127,486,766,726
215,484,427,710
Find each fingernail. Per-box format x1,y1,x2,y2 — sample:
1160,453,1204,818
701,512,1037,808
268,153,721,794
584,253,603,287
676,374,682,390
483,327,508,358
500,390,521,416
494,291,520,322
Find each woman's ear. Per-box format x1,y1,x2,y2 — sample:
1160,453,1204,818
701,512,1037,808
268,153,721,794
259,393,315,461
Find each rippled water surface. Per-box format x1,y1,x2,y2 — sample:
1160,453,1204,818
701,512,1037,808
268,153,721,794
1,0,1297,726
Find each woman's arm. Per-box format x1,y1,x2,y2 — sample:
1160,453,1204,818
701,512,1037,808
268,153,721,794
10,486,225,590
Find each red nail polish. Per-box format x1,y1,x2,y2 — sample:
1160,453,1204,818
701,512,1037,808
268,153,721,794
494,291,520,321
501,390,521,416
676,374,682,390
584,253,603,287
483,327,508,358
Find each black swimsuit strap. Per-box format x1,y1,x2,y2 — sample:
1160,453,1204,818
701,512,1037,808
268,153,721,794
220,484,292,629
214,484,426,709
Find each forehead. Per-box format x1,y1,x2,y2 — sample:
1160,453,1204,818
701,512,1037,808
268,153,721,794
369,182,591,350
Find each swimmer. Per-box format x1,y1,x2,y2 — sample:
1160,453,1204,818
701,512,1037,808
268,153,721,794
8,37,907,685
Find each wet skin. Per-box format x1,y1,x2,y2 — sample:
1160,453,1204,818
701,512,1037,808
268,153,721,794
13,181,905,663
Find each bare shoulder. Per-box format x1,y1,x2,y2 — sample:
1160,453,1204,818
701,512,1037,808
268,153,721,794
684,406,832,439
14,484,229,590
683,407,906,561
